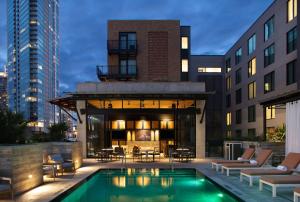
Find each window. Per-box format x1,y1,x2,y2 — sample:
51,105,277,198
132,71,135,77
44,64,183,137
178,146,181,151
198,67,221,73
226,94,231,108
236,130,242,138
287,26,297,53
264,71,275,93
235,68,242,84
248,34,256,55
264,44,275,67
226,130,232,138
181,37,188,49
248,57,256,77
248,105,256,122
288,0,297,22
264,16,274,41
248,82,256,100
236,89,242,104
226,76,232,91
236,109,242,124
119,32,136,49
266,106,276,120
248,129,256,138
181,59,188,72
226,112,232,126
287,60,296,85
235,48,242,65
225,58,231,73
120,59,137,75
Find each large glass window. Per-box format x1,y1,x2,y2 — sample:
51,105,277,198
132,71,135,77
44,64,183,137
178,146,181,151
225,58,231,73
119,32,137,49
236,109,242,124
181,59,189,72
264,16,274,41
226,112,232,126
120,59,137,75
248,105,256,122
236,88,242,104
248,57,256,77
266,106,276,120
288,0,297,22
235,68,242,84
235,48,242,65
181,37,188,49
248,34,256,55
226,76,232,91
287,26,297,54
226,94,231,108
248,82,256,100
264,44,275,67
264,71,275,93
287,60,296,85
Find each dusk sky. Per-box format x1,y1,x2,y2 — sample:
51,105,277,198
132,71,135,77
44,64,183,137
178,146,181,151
0,0,273,92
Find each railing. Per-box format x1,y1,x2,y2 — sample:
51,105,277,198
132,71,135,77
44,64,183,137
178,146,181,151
107,40,137,54
97,65,137,81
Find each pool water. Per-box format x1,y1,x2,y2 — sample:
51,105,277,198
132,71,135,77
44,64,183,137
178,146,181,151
59,169,239,202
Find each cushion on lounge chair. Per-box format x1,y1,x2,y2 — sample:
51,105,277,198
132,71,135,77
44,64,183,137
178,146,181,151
280,152,300,170
222,162,258,168
241,168,291,176
0,184,10,192
256,149,272,166
261,175,300,184
294,187,300,194
48,154,64,163
62,162,74,168
241,148,255,159
211,159,244,164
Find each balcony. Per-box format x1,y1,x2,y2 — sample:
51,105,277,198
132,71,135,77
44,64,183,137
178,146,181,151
107,40,137,55
97,65,137,81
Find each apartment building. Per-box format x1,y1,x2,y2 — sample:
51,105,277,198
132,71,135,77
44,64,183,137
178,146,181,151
224,0,298,139
0,68,7,111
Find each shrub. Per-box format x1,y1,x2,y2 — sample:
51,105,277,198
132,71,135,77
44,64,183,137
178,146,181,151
48,122,69,141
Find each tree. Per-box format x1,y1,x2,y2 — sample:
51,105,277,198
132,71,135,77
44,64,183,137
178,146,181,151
0,110,28,144
48,122,69,141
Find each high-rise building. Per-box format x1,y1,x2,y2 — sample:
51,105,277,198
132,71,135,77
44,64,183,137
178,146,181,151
7,0,59,131
0,66,7,111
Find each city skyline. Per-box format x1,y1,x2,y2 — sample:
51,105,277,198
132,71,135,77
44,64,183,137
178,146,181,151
0,0,273,92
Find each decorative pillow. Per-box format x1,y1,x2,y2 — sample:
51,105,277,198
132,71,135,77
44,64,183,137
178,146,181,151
237,157,244,161
276,165,288,171
250,160,257,165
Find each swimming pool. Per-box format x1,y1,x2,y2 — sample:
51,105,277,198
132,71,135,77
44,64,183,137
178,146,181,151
55,169,241,202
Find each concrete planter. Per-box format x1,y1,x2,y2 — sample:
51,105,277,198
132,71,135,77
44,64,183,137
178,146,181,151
0,141,83,195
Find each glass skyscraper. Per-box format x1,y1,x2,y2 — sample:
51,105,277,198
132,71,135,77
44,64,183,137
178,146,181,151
7,0,59,131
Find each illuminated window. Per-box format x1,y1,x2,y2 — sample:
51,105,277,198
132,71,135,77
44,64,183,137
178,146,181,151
112,120,126,130
288,0,297,22
160,120,174,129
248,58,256,77
226,112,232,126
266,106,276,120
88,100,105,109
135,120,150,130
264,71,275,93
105,100,122,108
143,100,159,108
248,82,256,99
181,59,188,72
226,76,232,91
178,100,195,108
160,100,177,109
198,67,221,73
181,37,188,49
25,96,37,102
123,100,140,108
248,34,256,55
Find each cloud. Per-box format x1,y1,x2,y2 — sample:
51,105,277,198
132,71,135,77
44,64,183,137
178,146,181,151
0,0,273,91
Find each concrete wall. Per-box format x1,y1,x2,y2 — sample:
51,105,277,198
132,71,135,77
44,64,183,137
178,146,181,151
196,100,206,158
0,142,83,195
77,100,87,158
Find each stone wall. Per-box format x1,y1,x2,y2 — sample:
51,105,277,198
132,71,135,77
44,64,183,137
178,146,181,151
126,141,160,154
0,142,83,195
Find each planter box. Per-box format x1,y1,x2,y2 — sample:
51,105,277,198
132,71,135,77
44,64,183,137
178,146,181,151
0,144,43,195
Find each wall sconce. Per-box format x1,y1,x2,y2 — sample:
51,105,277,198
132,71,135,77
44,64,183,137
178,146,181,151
28,174,33,179
132,131,135,141
151,130,155,141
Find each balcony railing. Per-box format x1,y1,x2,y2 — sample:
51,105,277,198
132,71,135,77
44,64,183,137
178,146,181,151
107,40,137,55
97,65,137,81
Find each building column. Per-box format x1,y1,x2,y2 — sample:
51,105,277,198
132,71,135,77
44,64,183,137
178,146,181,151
77,100,87,158
196,100,206,158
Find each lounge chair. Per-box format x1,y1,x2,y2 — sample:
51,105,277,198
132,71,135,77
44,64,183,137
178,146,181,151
211,148,255,171
222,149,272,176
259,175,300,197
0,177,13,200
294,187,300,202
240,152,300,186
132,146,141,162
48,154,75,175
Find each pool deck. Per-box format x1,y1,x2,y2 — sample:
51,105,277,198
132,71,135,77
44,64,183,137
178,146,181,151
13,158,293,202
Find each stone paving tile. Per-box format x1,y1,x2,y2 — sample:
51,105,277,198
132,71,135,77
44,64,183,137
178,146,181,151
13,158,293,202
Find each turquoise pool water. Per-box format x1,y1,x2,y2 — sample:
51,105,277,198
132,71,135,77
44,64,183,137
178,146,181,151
59,169,239,202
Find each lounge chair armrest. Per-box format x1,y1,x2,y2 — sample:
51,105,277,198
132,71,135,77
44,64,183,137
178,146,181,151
0,177,12,184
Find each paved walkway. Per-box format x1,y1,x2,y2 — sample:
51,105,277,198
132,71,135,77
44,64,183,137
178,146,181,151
12,158,293,202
